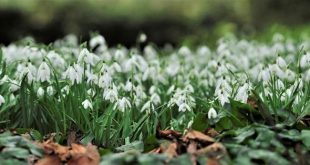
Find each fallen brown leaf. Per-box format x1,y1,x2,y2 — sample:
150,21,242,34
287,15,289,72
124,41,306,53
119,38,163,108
156,129,182,140
148,147,162,154
187,141,198,165
207,158,220,165
35,155,62,165
36,139,100,165
197,142,226,159
70,143,87,155
183,130,215,144
67,131,77,146
41,140,70,161
68,144,100,165
164,142,178,159
206,128,219,137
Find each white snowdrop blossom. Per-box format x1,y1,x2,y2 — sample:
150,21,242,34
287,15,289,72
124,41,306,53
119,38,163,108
178,102,192,112
98,70,112,88
138,33,147,43
208,107,217,119
114,97,131,112
47,86,54,96
37,60,51,82
276,55,287,69
235,83,249,103
89,35,106,51
63,64,83,84
141,100,155,113
258,67,271,82
300,52,310,68
37,87,45,98
124,79,133,92
10,80,20,92
0,95,5,106
82,99,93,110
78,48,99,66
103,84,118,102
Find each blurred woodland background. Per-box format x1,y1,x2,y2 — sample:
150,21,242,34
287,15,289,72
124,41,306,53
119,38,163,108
0,0,309,47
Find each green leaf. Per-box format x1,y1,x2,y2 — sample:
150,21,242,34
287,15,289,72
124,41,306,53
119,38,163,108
247,149,290,165
234,127,255,144
2,147,30,159
301,130,310,148
115,141,144,152
169,154,192,165
192,112,209,131
143,135,158,152
216,117,232,131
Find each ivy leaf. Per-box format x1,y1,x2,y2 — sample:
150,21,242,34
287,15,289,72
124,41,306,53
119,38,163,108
301,130,310,148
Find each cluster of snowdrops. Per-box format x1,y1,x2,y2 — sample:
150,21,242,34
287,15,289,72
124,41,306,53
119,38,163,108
0,34,310,139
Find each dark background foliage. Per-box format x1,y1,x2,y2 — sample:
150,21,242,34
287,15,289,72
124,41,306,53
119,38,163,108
0,0,309,46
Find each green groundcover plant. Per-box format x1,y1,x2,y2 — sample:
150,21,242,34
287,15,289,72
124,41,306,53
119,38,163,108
0,33,310,164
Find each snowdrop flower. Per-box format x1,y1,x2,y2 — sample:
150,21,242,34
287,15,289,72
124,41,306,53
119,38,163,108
98,70,112,88
23,62,37,84
78,48,98,66
276,55,287,69
269,64,285,79
235,83,249,103
37,60,51,82
165,62,180,76
303,69,310,82
178,46,191,56
0,95,5,106
178,102,191,112
144,45,157,60
258,67,271,82
208,107,217,119
276,79,285,90
89,35,106,51
149,85,159,95
138,33,147,43
197,46,211,57
63,64,83,84
87,89,96,97
47,86,54,96
124,79,133,92
111,61,122,73
64,66,77,84
9,80,20,92
37,87,45,98
208,60,218,72
285,69,296,82
103,84,118,102
185,84,194,93
292,76,303,91
150,93,161,105
215,77,232,95
9,94,15,102
300,52,310,68
167,85,175,95
114,97,131,112
215,63,229,77
47,51,65,69
141,100,155,113
86,71,98,84
217,91,230,106
82,99,93,110
61,85,70,95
